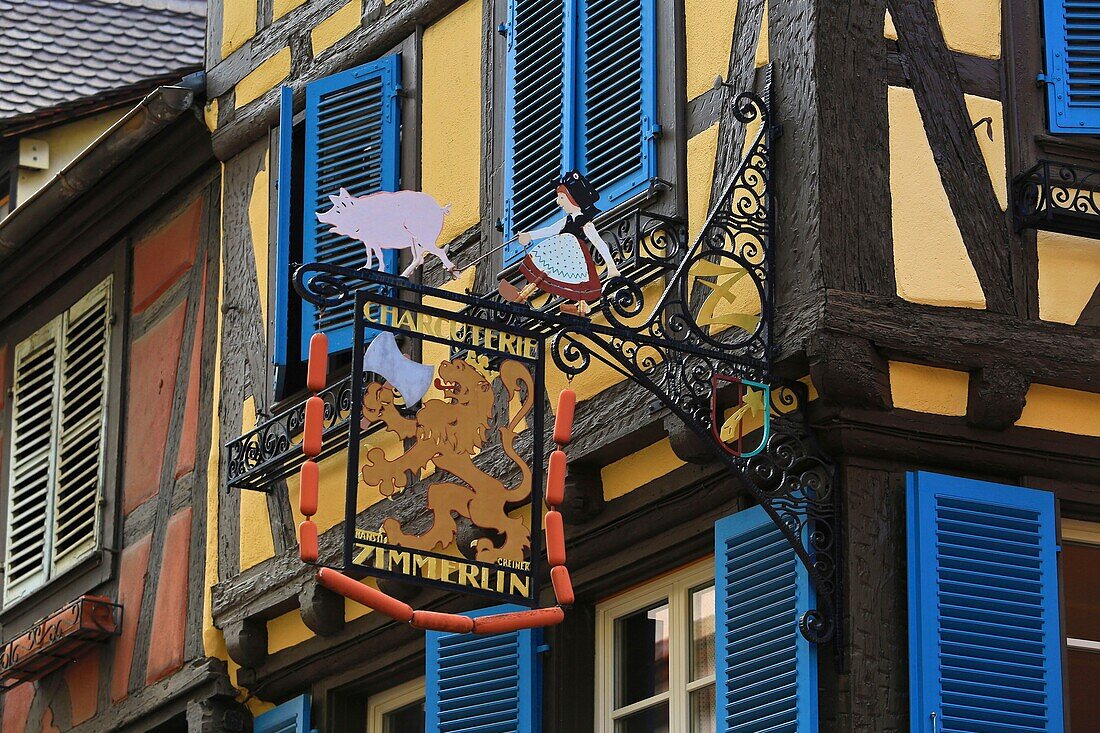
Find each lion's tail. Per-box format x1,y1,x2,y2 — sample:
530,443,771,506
499,360,534,502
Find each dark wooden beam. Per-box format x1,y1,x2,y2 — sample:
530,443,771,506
224,617,270,669
887,0,1017,315
811,402,1100,486
1077,280,1100,328
886,44,1000,99
211,0,467,161
824,289,1100,392
299,579,346,637
807,331,892,410
967,364,1029,430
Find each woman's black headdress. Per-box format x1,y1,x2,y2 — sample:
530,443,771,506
555,169,600,217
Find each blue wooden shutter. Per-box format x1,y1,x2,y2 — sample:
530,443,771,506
714,506,817,733
503,0,570,265
1043,0,1100,133
425,605,542,732
907,471,1065,732
301,55,401,358
254,694,315,733
578,0,657,209
273,85,295,368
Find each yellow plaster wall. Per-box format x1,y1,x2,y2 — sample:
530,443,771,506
274,0,307,21
888,361,969,416
934,0,1000,59
236,48,292,109
601,438,685,501
205,99,219,133
755,2,769,68
685,0,736,99
249,149,271,325
239,397,278,569
312,0,361,58
15,109,128,204
888,86,986,309
1017,384,1100,438
964,95,1007,210
421,0,483,244
1037,231,1100,325
267,609,315,655
222,0,258,59
885,10,897,40
688,124,720,239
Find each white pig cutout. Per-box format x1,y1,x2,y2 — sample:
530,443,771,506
315,188,460,278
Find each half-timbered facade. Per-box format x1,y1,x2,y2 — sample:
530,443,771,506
206,0,1100,732
0,2,241,731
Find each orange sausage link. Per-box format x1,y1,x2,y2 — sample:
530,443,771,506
545,510,566,566
302,395,325,457
306,332,330,393
472,607,566,634
298,520,318,563
316,568,414,623
299,460,319,517
546,450,567,507
551,566,575,606
554,389,576,446
411,610,475,634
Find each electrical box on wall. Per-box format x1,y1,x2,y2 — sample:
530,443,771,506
18,139,49,170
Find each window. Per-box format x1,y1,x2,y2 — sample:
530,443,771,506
3,277,112,606
1062,519,1100,726
907,472,1064,731
1042,0,1100,134
502,0,660,263
367,677,425,732
596,559,715,733
273,55,404,370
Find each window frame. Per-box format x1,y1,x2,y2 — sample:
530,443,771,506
486,0,686,274
268,33,422,405
0,245,126,630
367,676,426,732
595,557,714,733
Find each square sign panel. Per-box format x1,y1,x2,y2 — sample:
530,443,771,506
345,289,546,606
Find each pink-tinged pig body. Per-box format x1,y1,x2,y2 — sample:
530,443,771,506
316,188,459,277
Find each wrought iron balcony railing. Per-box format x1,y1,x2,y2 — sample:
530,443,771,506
225,205,686,493
1014,159,1100,238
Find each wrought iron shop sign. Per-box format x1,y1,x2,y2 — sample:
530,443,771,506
343,291,546,606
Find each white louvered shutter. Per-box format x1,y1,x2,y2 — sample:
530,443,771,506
3,277,112,604
579,0,657,208
5,321,62,602
51,279,111,576
301,55,402,358
504,0,570,262
1044,0,1100,133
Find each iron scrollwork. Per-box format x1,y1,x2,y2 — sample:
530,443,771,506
288,91,839,643
1014,158,1100,238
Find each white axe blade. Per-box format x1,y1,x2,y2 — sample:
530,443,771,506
362,331,435,407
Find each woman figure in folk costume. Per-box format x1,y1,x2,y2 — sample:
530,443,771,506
498,170,621,317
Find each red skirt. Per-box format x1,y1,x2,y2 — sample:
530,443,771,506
519,248,601,302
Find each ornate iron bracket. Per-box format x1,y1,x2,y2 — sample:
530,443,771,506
291,91,839,643
1013,158,1100,238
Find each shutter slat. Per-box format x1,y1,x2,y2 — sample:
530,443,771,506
907,472,1064,732
52,279,111,573
1044,0,1100,131
253,694,312,733
301,56,401,359
716,508,817,733
426,605,541,732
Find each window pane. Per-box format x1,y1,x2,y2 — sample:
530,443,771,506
382,699,425,733
691,584,715,681
1069,649,1100,726
614,703,669,733
616,601,670,707
689,683,716,733
1064,543,1100,641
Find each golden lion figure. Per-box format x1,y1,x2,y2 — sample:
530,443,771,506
359,358,534,563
